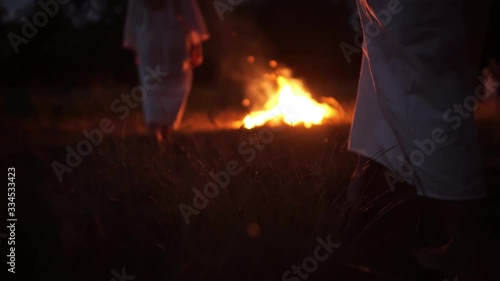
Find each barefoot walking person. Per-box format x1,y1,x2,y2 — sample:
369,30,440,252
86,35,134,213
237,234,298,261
123,0,209,142
347,0,494,278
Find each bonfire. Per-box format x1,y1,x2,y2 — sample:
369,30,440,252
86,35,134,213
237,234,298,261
240,65,346,129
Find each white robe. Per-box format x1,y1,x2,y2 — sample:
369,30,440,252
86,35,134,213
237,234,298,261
123,0,209,128
349,0,490,200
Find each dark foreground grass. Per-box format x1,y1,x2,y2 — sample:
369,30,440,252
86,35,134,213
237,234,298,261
2,120,499,281
34,125,354,281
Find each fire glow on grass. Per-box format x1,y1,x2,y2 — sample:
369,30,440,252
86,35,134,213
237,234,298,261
242,67,342,129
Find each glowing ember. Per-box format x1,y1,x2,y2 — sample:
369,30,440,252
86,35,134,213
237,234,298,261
269,60,278,68
242,69,342,129
242,98,251,107
247,56,255,64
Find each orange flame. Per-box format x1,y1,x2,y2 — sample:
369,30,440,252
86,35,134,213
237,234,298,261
242,68,343,129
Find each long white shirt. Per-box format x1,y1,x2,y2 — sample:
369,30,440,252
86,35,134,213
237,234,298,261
123,0,209,127
349,0,490,200
123,0,209,73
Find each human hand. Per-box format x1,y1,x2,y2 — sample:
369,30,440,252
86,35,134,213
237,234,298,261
191,44,203,68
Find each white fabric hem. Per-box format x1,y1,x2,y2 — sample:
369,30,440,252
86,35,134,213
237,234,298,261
348,146,486,201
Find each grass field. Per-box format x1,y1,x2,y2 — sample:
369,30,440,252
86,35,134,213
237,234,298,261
2,89,500,281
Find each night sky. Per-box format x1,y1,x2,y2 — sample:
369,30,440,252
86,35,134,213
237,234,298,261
1,0,499,105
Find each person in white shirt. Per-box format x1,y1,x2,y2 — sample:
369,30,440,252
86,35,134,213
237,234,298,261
347,0,494,278
123,0,209,142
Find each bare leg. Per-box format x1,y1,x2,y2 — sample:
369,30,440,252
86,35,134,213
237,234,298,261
159,125,170,144
147,123,169,145
345,155,380,208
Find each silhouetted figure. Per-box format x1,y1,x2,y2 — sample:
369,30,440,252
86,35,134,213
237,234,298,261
347,0,495,279
123,0,209,142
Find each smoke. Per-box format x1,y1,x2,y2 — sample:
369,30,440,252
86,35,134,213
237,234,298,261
208,8,284,109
